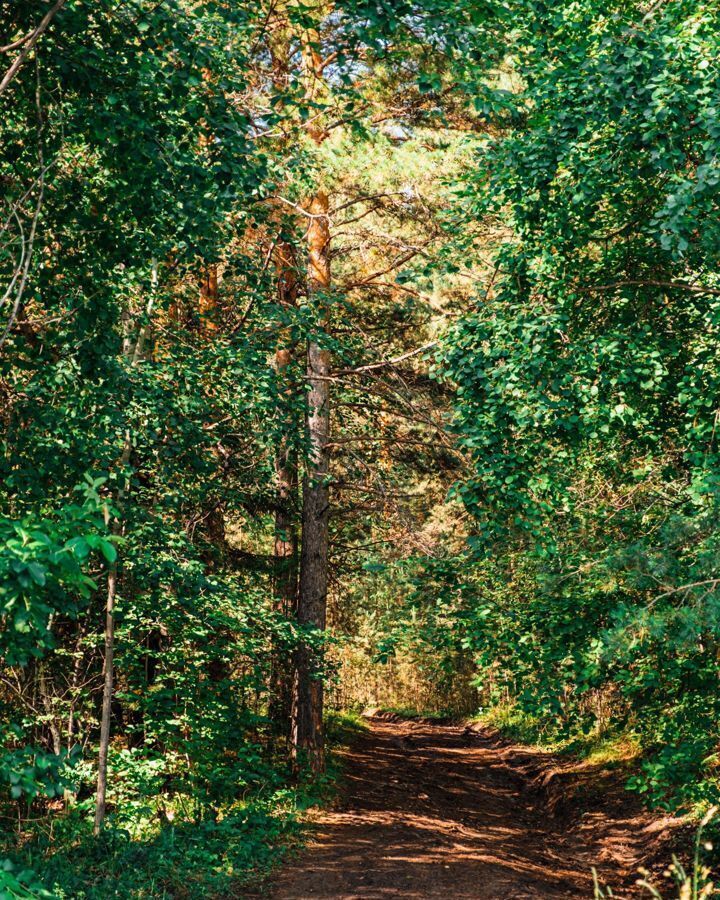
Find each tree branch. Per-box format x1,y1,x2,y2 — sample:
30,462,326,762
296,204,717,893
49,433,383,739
0,0,66,96
336,340,438,376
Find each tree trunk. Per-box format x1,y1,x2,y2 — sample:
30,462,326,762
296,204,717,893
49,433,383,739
293,189,330,773
270,239,300,739
199,263,218,333
94,262,156,834
93,559,117,835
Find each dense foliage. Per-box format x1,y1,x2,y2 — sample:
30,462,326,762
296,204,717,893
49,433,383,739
0,2,305,895
2,0,720,895
0,0,492,895
431,0,720,810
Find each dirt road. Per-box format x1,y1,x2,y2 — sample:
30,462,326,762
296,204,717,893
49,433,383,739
268,716,678,899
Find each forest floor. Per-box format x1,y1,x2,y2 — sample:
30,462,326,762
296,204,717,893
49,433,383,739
264,714,686,899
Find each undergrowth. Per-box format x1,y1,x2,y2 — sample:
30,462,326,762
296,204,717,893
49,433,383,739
0,713,365,900
479,703,642,768
378,706,457,723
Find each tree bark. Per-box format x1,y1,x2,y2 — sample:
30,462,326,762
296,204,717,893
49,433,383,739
270,239,300,738
293,189,331,772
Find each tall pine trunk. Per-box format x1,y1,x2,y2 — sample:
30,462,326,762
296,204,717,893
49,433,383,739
270,239,300,738
293,189,330,772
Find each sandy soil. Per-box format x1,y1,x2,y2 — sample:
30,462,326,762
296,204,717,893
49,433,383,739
267,716,682,899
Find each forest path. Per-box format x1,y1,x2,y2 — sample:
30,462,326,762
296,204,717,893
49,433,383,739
267,715,666,900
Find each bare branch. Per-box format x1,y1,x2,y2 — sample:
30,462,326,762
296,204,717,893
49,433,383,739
0,0,66,96
339,239,437,292
0,60,45,349
331,192,405,215
1,31,36,53
337,340,438,376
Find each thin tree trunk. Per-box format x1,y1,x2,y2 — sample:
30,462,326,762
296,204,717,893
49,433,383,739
66,625,86,750
293,189,331,772
38,661,61,756
199,263,218,334
94,262,156,834
93,558,117,835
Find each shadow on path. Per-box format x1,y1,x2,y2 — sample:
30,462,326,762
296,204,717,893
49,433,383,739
267,717,658,899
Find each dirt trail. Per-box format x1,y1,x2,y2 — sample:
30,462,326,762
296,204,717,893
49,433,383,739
268,716,680,900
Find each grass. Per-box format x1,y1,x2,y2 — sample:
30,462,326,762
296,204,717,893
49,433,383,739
478,702,642,768
478,703,550,747
375,705,461,723
325,709,369,744
580,734,643,767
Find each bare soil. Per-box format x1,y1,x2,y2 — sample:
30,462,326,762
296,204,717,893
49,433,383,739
267,715,684,899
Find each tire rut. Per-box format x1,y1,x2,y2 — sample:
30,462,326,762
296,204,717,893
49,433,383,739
267,717,669,899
